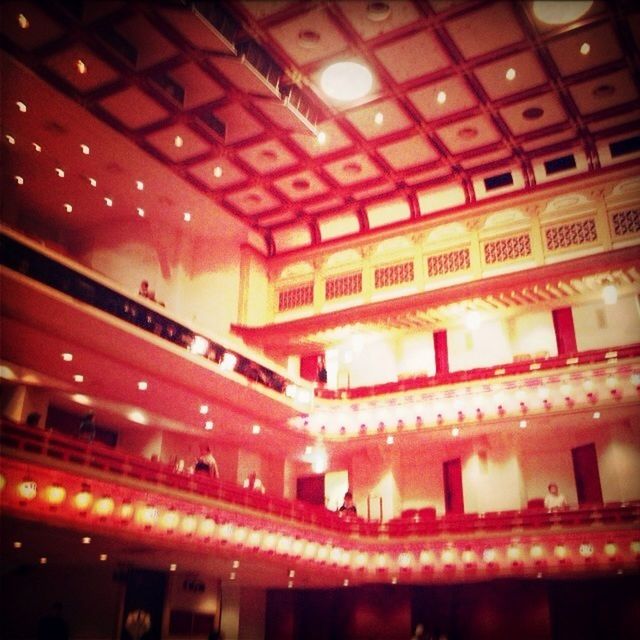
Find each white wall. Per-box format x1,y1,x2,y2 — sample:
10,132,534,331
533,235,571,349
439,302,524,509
448,318,512,371
509,310,558,358
573,294,640,351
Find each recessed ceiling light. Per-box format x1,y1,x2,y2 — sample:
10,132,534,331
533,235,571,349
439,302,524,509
213,165,223,178
55,168,65,178
252,424,261,435
316,130,327,145
104,197,113,207
451,427,460,437
532,1,593,25
73,374,84,383
292,178,311,191
183,211,191,222
13,541,22,549
136,180,144,191
200,404,209,415
593,411,601,419
137,381,148,391
89,177,97,187
174,135,183,148
321,61,373,102
580,42,591,55
505,67,516,81
169,563,177,572
137,207,145,217
230,571,237,580
367,1,391,22
457,126,478,140
298,29,321,49
82,536,91,544
99,553,108,561
33,142,41,152
14,175,24,185
592,84,615,98
519,419,527,429
16,101,27,113
40,557,48,565
374,111,384,125
436,90,447,104
204,420,214,431
6,134,16,144
64,203,73,213
80,144,90,155
17,13,30,29
62,352,73,361
76,59,87,75
343,161,362,175
522,106,544,120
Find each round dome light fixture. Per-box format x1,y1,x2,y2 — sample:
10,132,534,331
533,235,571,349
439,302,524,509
320,61,373,102
532,1,593,25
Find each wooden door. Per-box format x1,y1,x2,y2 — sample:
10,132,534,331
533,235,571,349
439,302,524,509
571,443,603,506
443,458,464,514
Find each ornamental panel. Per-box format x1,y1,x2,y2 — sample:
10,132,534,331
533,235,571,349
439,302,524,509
374,261,414,288
483,234,532,264
277,283,314,312
325,272,363,300
544,218,597,251
611,209,640,237
426,248,471,277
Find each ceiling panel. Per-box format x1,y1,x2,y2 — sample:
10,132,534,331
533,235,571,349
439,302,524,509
1,0,639,256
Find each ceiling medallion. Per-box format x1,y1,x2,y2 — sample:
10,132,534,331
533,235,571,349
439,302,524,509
366,2,391,22
245,193,262,204
592,84,615,98
298,29,321,49
457,126,479,140
522,106,544,120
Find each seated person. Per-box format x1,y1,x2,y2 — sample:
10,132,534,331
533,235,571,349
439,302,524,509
337,491,357,518
138,280,156,301
544,482,568,510
193,446,219,479
78,412,96,442
243,471,265,494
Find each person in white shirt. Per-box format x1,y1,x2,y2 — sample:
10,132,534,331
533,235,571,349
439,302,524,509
243,471,265,494
544,482,568,510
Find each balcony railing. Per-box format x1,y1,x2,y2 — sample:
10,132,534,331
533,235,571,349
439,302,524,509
2,420,639,540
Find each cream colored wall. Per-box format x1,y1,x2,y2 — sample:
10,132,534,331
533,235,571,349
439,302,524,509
332,417,640,519
508,310,558,358
397,331,436,377
80,229,243,337
573,294,640,351
448,319,513,371
238,246,270,326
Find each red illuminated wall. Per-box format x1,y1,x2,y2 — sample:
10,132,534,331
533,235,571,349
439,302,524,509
266,577,640,640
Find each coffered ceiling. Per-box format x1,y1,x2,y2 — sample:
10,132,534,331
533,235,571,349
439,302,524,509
2,1,639,255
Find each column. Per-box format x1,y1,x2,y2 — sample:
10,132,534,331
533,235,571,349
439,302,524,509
552,307,577,355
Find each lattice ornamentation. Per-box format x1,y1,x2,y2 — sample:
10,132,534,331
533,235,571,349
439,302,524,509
545,219,597,251
611,209,640,237
374,261,414,288
484,234,532,264
325,272,363,300
277,283,314,311
426,248,471,277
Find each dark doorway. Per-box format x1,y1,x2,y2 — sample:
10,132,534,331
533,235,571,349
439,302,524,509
297,474,325,506
443,458,464,514
571,443,603,506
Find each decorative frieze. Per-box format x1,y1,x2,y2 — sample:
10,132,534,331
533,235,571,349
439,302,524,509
278,283,314,311
483,234,532,264
374,261,414,288
544,218,597,251
611,209,640,237
426,248,471,277
325,272,363,300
